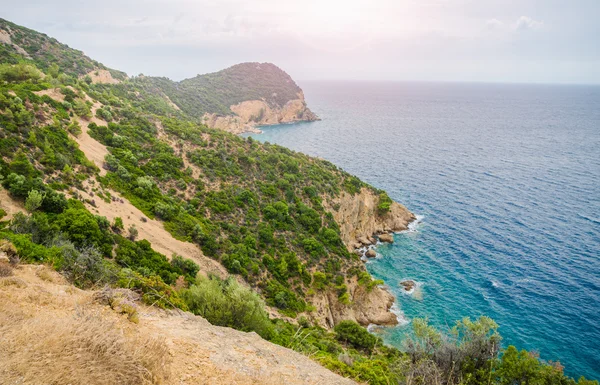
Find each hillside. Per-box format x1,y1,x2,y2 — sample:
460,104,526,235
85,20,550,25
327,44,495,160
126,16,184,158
0,18,596,385
0,18,126,81
129,63,319,133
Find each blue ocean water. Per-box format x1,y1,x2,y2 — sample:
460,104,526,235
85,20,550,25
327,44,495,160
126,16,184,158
246,81,600,379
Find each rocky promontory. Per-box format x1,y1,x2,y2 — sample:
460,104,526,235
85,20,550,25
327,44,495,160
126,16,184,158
202,90,319,134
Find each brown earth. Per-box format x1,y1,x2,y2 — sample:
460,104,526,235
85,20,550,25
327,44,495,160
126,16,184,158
0,187,24,221
84,69,121,84
75,179,228,279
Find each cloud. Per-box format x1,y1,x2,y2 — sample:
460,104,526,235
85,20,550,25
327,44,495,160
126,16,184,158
486,16,544,32
514,16,544,31
486,18,504,29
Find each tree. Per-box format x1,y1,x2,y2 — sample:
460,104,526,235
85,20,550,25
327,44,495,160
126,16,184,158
47,63,60,78
25,190,45,213
9,152,37,178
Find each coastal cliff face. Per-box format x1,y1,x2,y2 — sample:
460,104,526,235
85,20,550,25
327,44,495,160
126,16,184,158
311,277,398,329
307,187,416,329
323,187,416,251
201,91,319,134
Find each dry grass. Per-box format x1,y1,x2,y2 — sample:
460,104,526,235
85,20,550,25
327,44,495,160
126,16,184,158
35,266,55,282
0,276,27,288
95,286,141,323
0,261,13,277
0,306,171,384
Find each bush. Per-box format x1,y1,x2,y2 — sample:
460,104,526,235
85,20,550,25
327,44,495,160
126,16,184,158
128,224,138,241
54,239,115,288
111,217,124,233
117,268,187,309
73,99,91,119
181,275,273,339
334,320,379,353
377,192,392,215
0,63,41,83
25,189,45,213
170,255,199,283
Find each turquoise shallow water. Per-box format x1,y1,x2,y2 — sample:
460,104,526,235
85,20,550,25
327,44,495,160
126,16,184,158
245,81,600,379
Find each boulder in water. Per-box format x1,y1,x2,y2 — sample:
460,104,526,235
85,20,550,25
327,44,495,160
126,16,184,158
400,280,416,291
365,249,377,258
378,233,394,243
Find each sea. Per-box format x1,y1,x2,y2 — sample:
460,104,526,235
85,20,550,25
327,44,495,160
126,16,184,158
244,81,600,379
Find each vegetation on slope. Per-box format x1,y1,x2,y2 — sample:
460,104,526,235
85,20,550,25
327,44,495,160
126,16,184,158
141,62,303,117
0,18,126,80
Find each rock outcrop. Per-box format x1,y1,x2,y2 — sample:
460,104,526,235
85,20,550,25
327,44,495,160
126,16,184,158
323,187,416,251
202,91,319,134
365,249,377,258
378,233,394,243
400,280,416,292
316,187,416,328
310,277,398,329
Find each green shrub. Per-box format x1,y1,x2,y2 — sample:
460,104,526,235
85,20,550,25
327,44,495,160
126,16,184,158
25,189,45,213
0,63,41,83
377,192,392,215
334,320,379,353
181,275,273,338
117,268,187,310
54,239,116,288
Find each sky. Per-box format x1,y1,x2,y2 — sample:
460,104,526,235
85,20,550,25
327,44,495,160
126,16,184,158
3,0,600,83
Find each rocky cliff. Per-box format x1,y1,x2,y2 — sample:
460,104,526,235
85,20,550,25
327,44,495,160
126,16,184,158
323,187,416,251
201,91,319,134
310,187,416,329
310,276,399,329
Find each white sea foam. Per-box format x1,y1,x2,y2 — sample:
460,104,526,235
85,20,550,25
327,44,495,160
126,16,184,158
397,214,424,234
389,303,411,326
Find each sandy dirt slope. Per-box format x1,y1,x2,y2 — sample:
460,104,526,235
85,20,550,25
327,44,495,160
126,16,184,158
0,265,357,385
33,88,110,176
0,187,23,220
77,180,227,278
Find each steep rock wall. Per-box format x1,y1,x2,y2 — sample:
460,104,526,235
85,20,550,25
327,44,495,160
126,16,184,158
323,187,416,251
310,277,398,329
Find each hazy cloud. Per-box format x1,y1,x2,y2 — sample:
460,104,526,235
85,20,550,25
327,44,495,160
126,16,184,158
1,0,598,83
486,16,544,32
514,16,544,31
